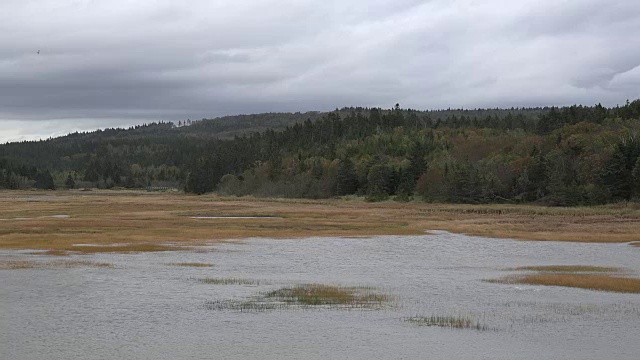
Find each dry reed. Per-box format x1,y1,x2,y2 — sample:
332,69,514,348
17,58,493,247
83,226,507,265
490,274,640,293
70,244,184,253
513,265,621,273
1,190,639,253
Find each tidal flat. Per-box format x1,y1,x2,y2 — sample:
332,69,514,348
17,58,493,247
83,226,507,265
2,191,640,359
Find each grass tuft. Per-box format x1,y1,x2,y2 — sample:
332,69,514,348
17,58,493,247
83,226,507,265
265,284,388,306
203,299,284,312
170,262,214,268
405,315,491,331
203,284,389,312
195,277,260,285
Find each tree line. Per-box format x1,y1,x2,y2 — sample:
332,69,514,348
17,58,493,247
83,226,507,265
1,100,639,205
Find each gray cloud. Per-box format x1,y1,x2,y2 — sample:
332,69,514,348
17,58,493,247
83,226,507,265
1,0,640,142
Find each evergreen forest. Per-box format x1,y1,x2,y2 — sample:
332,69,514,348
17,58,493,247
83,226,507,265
1,100,640,206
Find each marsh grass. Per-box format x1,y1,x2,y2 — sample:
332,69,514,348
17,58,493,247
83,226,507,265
265,284,388,307
71,244,185,253
2,191,639,253
179,211,283,219
419,204,640,217
405,315,491,331
489,274,640,293
513,265,622,273
195,277,260,285
0,259,113,270
202,284,389,312
170,262,214,267
203,299,285,312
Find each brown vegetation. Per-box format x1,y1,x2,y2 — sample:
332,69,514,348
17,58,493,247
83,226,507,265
0,259,113,270
1,190,639,253
70,244,185,253
490,274,640,293
513,265,622,273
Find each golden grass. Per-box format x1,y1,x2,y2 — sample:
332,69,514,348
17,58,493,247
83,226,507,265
265,284,388,306
69,244,184,253
0,259,113,270
1,190,639,253
513,265,622,273
490,274,640,293
170,262,214,267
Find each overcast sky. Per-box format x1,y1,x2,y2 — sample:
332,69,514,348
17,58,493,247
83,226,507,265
1,0,639,143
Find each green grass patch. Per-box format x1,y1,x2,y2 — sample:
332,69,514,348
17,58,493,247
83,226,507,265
265,284,388,306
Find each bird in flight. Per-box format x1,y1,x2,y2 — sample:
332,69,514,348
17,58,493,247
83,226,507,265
37,50,40,54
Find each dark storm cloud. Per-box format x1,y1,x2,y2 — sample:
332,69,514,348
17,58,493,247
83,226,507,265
1,0,639,142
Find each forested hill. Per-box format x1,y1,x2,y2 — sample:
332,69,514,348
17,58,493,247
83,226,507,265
0,106,549,170
1,100,640,206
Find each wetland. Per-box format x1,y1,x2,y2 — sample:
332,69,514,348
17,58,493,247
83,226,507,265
1,191,639,359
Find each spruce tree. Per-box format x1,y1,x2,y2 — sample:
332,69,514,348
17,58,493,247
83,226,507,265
65,174,75,189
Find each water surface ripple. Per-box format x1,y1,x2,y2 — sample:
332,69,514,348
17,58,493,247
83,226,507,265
1,232,639,359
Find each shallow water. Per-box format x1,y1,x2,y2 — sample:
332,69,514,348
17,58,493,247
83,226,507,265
1,231,639,360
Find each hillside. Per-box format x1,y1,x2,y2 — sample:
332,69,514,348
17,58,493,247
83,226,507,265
1,101,639,205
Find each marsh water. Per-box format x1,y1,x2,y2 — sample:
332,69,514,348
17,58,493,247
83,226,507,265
2,231,639,359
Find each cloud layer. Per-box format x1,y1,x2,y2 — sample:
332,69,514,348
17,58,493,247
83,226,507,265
1,0,639,142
